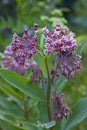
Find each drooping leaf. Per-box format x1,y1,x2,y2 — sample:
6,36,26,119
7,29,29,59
0,69,43,101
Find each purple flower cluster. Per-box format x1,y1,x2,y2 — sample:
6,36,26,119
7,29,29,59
2,24,38,76
51,92,71,121
43,24,76,54
1,23,81,79
43,24,81,79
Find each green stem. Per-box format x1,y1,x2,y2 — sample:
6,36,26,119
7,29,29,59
47,81,51,120
45,57,50,81
45,58,54,130
40,71,46,100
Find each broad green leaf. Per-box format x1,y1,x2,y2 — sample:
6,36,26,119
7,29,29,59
0,77,22,99
0,113,16,124
0,117,25,130
0,69,43,101
0,96,25,119
63,97,87,130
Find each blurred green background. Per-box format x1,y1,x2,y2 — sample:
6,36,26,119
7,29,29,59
0,0,87,129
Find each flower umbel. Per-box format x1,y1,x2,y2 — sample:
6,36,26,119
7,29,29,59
43,23,81,79
2,24,38,76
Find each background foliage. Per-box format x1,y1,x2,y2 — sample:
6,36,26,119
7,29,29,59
0,0,87,130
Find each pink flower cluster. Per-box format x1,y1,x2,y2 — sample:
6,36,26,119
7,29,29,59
43,24,81,79
2,23,81,79
43,23,77,55
2,24,38,76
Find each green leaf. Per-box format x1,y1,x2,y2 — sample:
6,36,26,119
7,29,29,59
39,34,45,50
52,76,67,94
0,117,25,130
51,9,62,16
54,120,62,130
0,113,16,124
0,69,43,101
63,97,87,130
0,96,24,119
40,16,49,21
39,55,53,78
22,121,42,130
0,77,22,99
38,102,48,123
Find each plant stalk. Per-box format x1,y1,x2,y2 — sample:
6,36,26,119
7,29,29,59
45,58,54,130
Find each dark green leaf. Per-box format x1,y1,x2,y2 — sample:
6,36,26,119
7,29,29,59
0,117,25,130
0,96,24,119
0,69,43,101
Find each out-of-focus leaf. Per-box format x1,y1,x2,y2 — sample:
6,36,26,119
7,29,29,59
63,97,87,130
0,116,25,130
0,69,43,101
0,77,22,99
49,17,67,27
51,9,62,16
40,16,49,21
0,96,24,119
76,35,87,54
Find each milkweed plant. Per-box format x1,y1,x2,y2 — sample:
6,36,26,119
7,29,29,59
0,23,87,130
